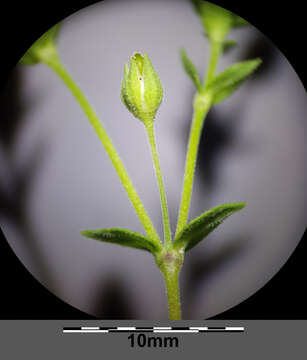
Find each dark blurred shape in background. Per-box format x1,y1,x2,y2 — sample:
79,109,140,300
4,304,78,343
0,69,56,292
93,274,135,319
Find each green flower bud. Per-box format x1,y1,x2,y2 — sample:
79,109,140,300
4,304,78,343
191,1,249,43
19,23,61,66
121,52,163,124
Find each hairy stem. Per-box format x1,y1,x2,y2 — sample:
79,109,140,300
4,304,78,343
44,55,161,245
175,38,222,237
204,39,222,87
145,122,172,246
175,94,211,237
157,249,183,320
163,268,181,320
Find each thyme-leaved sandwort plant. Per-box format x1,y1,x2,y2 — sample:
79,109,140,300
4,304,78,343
19,1,261,319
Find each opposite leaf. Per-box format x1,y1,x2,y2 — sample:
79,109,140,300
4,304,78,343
180,48,201,91
207,58,262,104
174,202,246,252
81,228,162,254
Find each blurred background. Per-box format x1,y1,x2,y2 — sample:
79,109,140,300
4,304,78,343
0,0,306,319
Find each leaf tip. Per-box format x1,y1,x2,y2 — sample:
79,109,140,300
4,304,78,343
230,202,246,212
254,57,262,66
80,230,91,238
249,57,262,71
179,48,187,62
236,201,246,209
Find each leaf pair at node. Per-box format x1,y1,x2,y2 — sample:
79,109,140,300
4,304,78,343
180,48,261,103
81,202,245,254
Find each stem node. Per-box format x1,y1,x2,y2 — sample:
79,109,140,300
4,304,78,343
155,248,183,320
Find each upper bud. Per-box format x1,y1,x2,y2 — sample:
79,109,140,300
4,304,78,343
19,23,61,66
121,52,163,124
191,1,249,43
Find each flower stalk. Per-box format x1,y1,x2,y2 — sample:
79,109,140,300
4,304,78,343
175,92,212,237
44,53,161,245
145,121,172,247
204,39,222,87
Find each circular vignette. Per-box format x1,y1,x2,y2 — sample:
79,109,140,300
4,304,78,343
0,0,306,319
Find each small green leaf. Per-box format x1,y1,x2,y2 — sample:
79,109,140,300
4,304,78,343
174,202,246,252
180,48,201,91
81,228,162,254
207,58,262,104
212,83,240,104
19,22,61,65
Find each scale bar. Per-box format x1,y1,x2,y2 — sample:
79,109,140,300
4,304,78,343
81,327,100,330
63,330,109,333
154,330,199,333
63,326,244,333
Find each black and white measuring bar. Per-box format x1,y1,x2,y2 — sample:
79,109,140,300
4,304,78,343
63,326,244,333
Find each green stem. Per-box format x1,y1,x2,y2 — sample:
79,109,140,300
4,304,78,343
145,122,172,246
44,55,161,245
175,39,222,238
203,39,222,87
161,265,181,320
175,94,211,237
